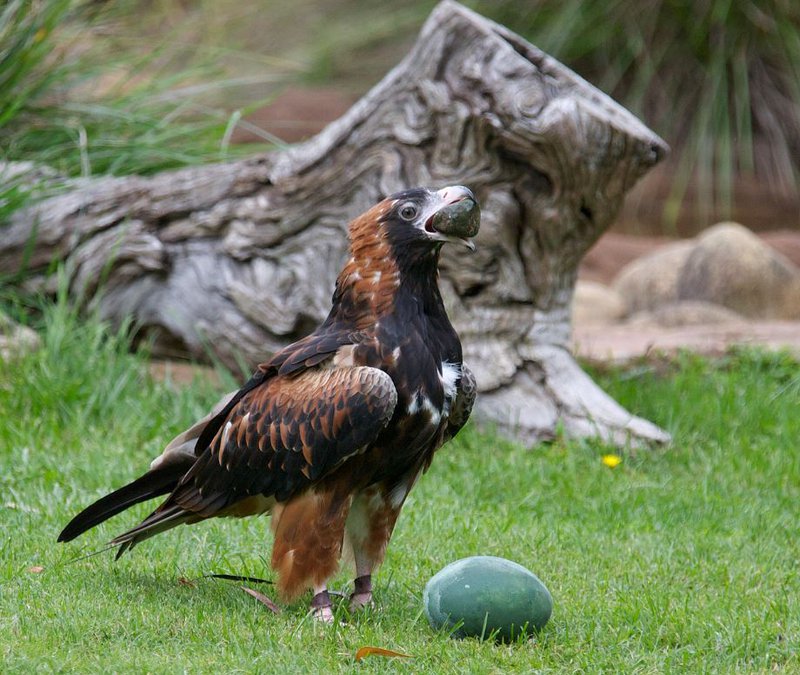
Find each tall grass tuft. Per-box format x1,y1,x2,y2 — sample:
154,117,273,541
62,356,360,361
0,0,73,128
0,271,220,439
0,0,265,184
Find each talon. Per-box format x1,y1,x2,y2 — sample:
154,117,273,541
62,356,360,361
349,574,374,611
310,589,334,623
349,593,374,611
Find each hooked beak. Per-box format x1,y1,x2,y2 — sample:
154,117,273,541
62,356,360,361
424,186,480,251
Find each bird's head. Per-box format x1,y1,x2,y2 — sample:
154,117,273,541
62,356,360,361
336,186,480,323
378,185,480,254
347,186,480,269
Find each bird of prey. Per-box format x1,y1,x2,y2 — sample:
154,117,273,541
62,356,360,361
59,186,480,621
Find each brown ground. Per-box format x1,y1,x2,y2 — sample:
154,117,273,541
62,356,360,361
617,162,800,236
148,359,221,387
573,320,800,364
230,86,357,145
579,233,673,285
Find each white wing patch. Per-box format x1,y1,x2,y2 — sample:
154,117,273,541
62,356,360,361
389,471,421,508
406,363,460,421
406,389,442,425
150,390,237,471
441,361,461,400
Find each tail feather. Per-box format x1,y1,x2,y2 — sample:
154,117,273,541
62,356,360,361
111,504,193,559
58,461,190,543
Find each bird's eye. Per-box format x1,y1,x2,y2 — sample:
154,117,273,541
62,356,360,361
399,202,418,221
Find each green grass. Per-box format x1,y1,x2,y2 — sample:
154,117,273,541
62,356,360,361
1,302,799,672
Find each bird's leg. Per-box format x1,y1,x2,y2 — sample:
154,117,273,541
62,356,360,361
350,573,373,611
348,551,374,611
310,584,334,623
345,488,404,612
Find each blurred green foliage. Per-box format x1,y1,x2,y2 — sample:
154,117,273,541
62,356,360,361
0,0,264,182
475,0,800,214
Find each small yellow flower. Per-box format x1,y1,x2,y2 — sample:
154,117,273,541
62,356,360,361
601,453,622,468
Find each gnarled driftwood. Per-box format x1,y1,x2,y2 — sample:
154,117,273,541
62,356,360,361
2,1,670,446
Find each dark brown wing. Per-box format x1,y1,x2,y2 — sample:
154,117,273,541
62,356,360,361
191,327,359,456
169,366,397,515
444,363,476,442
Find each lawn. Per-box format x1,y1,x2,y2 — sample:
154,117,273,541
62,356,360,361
1,301,798,673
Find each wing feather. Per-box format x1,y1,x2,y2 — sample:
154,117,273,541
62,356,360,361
169,366,397,513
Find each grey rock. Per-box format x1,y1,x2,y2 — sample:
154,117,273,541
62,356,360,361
612,222,800,320
678,222,800,319
0,312,41,360
612,241,693,314
572,280,626,326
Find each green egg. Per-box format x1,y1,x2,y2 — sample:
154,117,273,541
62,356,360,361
423,556,552,642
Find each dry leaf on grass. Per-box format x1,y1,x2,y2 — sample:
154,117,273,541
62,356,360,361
241,586,281,613
355,646,412,661
27,566,45,573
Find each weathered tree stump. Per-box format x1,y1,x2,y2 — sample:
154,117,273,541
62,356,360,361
2,1,670,446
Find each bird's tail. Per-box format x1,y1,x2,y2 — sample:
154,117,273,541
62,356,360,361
109,503,194,559
57,459,191,544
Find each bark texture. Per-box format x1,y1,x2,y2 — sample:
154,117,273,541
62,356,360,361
2,1,670,446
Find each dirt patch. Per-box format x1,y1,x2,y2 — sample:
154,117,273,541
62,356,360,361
231,86,357,144
579,232,673,285
573,320,800,364
760,229,800,269
618,162,800,236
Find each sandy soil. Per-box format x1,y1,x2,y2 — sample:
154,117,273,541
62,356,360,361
573,320,800,364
